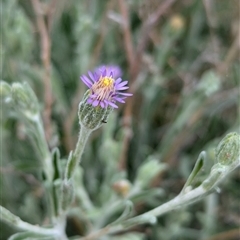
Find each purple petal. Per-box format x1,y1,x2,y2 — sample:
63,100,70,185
100,101,105,108
102,69,107,77
92,99,99,107
93,72,99,82
107,101,118,108
115,78,122,85
114,97,125,103
111,66,122,78
88,71,95,81
95,65,122,78
87,98,94,104
116,92,133,96
82,75,91,81
116,86,129,90
81,80,91,88
115,81,128,88
89,93,97,99
104,67,111,76
81,76,92,88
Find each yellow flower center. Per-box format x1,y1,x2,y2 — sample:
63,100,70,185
91,76,115,101
103,77,114,86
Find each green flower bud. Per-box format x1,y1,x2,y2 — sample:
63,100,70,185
215,132,240,166
78,90,113,131
11,82,39,119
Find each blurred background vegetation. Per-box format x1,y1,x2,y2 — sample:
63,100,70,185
1,0,239,239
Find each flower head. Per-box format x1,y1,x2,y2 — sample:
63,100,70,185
80,65,132,108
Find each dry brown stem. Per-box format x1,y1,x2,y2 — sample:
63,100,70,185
118,0,135,70
31,0,56,144
79,226,111,240
203,228,240,240
46,0,58,32
117,0,135,170
218,25,240,75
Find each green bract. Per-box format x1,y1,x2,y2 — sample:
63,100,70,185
78,90,113,131
215,132,240,166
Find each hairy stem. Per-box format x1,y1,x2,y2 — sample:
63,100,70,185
0,206,57,236
65,126,92,180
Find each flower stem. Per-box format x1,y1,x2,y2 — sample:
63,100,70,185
61,126,92,212
0,206,57,236
65,125,92,181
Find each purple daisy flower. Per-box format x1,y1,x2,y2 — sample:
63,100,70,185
80,66,132,109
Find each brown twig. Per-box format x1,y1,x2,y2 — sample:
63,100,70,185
117,0,135,170
117,0,135,71
46,0,58,32
218,23,240,76
118,0,177,170
79,226,111,240
203,228,240,240
31,0,54,144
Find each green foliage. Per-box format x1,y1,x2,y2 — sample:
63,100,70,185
1,0,239,240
